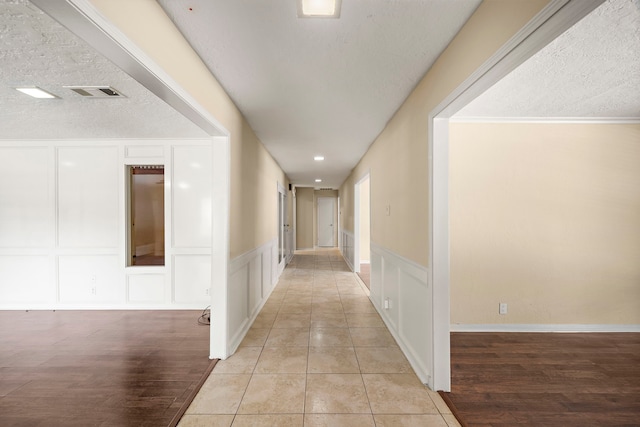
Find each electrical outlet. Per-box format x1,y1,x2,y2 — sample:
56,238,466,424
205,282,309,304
90,275,97,284
90,286,97,295
205,288,210,296
499,303,508,315
385,204,391,216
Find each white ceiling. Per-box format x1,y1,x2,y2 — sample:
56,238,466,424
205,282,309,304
3,0,638,188
156,0,483,188
455,0,640,121
0,0,208,140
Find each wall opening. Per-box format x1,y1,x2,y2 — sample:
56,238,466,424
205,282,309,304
128,165,165,266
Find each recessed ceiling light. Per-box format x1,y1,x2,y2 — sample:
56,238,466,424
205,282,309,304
314,156,325,161
297,0,341,18
15,87,57,99
315,179,322,182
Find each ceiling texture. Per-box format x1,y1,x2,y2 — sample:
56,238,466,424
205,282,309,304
1,0,638,188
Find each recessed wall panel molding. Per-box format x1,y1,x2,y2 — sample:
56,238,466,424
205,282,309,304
58,255,121,303
127,274,165,303
0,147,51,248
172,145,212,248
124,145,164,158
57,146,119,248
340,229,355,271
370,243,432,386
0,255,50,304
173,254,211,303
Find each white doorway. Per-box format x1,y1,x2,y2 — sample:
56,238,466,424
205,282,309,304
317,197,335,247
277,184,288,275
354,174,371,287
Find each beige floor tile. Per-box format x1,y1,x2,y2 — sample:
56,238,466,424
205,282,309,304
311,301,345,313
312,294,342,304
212,346,262,374
310,312,348,328
442,414,462,427
186,374,251,414
429,390,452,414
304,413,375,427
362,374,438,414
254,346,308,373
279,302,313,313
373,414,449,427
310,327,353,346
346,312,385,328
337,284,365,295
178,414,234,427
305,373,371,414
260,300,282,313
264,328,310,346
231,414,303,427
273,312,311,328
312,288,341,298
237,374,306,414
252,312,277,328
354,347,412,373
283,295,312,305
350,328,397,347
239,328,270,347
307,346,360,373
342,301,377,314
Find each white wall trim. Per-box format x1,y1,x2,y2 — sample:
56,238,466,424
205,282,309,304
28,1,232,361
451,324,640,333
227,238,279,354
339,229,355,271
427,0,606,392
450,117,640,124
369,243,432,388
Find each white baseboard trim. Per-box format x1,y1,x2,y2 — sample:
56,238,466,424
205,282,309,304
451,324,640,333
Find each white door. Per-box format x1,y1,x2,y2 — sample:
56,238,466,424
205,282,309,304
317,197,335,247
278,185,287,274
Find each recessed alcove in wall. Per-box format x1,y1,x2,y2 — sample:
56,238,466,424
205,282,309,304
128,165,165,267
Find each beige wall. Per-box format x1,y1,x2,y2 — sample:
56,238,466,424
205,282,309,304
90,0,287,259
296,187,314,249
450,122,640,324
340,0,551,266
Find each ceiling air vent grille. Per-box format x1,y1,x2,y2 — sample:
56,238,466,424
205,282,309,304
65,86,126,98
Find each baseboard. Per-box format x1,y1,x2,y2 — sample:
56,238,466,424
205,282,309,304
451,324,640,333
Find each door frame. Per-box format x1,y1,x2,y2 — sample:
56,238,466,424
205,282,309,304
316,196,336,247
37,0,233,360
353,172,370,274
427,0,604,391
277,182,287,276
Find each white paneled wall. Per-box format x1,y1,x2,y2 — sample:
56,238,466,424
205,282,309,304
228,239,277,353
0,140,214,309
340,229,355,271
369,243,433,388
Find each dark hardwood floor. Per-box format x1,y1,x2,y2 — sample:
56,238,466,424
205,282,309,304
443,332,640,426
0,310,213,427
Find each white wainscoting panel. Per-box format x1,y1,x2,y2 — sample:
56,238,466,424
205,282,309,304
58,255,121,304
228,239,279,353
0,256,50,304
370,243,432,387
57,146,119,248
340,229,355,271
173,255,211,304
125,145,164,158
127,274,165,303
172,145,213,248
0,147,51,248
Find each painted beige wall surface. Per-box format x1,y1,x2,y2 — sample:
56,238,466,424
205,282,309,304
90,0,287,259
450,122,640,325
296,187,314,249
340,0,551,266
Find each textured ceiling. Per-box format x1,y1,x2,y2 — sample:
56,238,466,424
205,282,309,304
0,0,207,140
455,0,640,121
157,0,483,188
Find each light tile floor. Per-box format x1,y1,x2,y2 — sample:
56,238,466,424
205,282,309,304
179,248,460,427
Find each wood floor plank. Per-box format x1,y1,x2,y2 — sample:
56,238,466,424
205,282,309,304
444,332,640,426
0,310,212,426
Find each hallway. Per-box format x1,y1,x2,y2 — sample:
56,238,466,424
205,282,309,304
179,248,459,426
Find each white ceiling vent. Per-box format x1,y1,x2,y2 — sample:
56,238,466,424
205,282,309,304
65,86,126,98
